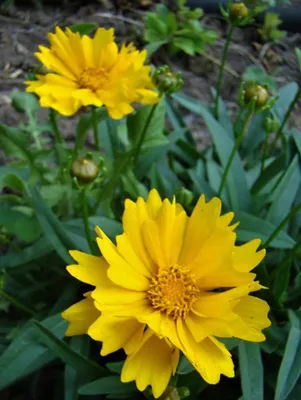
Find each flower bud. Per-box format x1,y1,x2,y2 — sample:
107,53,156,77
229,3,249,20
175,188,194,208
244,84,269,108
262,115,280,133
153,65,184,95
71,158,99,184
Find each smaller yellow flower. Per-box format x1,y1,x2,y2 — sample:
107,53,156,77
25,27,159,119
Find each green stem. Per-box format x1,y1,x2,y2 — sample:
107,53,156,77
262,202,301,248
92,108,100,151
233,107,244,137
0,289,35,316
133,104,157,166
214,23,235,120
49,108,64,143
270,86,301,152
218,105,253,197
260,132,270,174
81,188,97,255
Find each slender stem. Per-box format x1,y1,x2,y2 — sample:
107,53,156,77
214,23,235,120
260,132,270,174
133,104,157,166
218,105,253,197
270,86,301,152
262,202,301,248
233,107,244,137
81,188,97,255
0,289,35,316
49,108,64,143
92,108,100,151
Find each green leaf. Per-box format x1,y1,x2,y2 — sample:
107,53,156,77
121,169,148,200
174,38,196,55
11,91,39,116
239,342,263,400
236,212,296,249
251,153,286,194
79,376,135,395
177,356,194,375
31,188,76,263
296,48,301,74
242,65,278,89
128,100,168,151
145,40,168,57
32,320,106,379
0,314,66,391
273,82,298,123
0,203,41,242
69,23,97,36
275,311,301,400
64,336,90,400
267,155,301,225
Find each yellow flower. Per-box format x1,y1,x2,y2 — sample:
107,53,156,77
25,27,159,119
62,190,271,398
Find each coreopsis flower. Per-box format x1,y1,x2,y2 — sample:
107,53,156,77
25,27,159,119
62,190,270,398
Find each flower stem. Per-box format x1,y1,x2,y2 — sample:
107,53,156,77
218,105,253,197
0,289,35,316
133,104,157,166
92,108,100,151
260,132,270,174
262,202,301,248
81,188,97,255
214,23,235,120
49,108,64,143
270,86,301,152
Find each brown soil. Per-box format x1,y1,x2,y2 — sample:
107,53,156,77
0,1,300,150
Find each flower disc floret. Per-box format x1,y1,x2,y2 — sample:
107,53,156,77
25,27,159,119
62,189,271,398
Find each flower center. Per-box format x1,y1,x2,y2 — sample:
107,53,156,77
78,67,108,92
147,266,199,319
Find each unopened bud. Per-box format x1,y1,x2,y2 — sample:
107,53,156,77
244,84,269,108
153,65,184,95
229,3,249,20
71,158,99,184
262,115,280,133
175,188,194,208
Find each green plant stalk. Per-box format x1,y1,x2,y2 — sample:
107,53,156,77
214,23,235,120
133,104,157,166
233,107,244,137
218,105,253,197
81,188,97,255
92,107,100,151
50,108,64,143
262,202,301,248
270,86,301,152
0,289,35,316
260,132,270,174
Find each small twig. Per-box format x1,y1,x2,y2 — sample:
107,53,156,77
94,12,144,28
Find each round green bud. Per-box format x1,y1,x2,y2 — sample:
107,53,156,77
244,84,269,108
153,65,184,95
175,188,194,208
262,115,280,133
229,3,249,20
71,158,99,184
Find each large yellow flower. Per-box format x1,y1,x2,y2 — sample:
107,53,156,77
25,27,159,119
62,190,271,398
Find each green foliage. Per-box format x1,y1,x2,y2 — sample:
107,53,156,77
144,1,218,57
258,12,287,43
1,11,301,400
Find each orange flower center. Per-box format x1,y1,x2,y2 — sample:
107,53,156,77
78,67,109,92
147,266,199,319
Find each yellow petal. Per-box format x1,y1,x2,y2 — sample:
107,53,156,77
96,227,150,291
142,219,166,269
121,331,179,398
233,239,266,272
88,314,145,356
36,46,77,81
67,250,108,286
177,319,234,384
136,89,159,104
62,296,100,336
107,103,134,119
179,195,222,266
72,89,103,107
146,189,162,218
81,35,95,67
93,27,115,58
